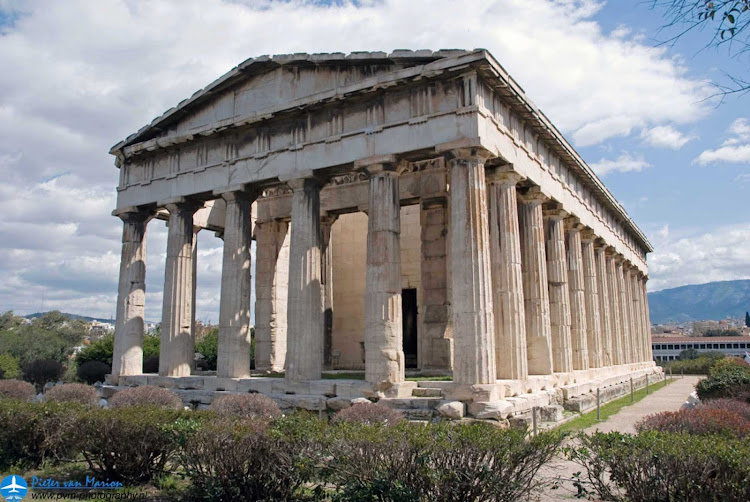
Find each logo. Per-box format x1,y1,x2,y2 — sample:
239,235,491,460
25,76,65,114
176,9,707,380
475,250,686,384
0,475,28,502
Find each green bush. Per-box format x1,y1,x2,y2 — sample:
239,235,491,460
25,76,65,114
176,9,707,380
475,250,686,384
663,352,725,375
696,357,750,401
0,400,84,470
180,418,313,501
76,360,111,384
0,353,21,379
23,359,64,390
195,328,218,371
75,407,188,483
567,431,750,502
76,334,159,367
326,422,562,502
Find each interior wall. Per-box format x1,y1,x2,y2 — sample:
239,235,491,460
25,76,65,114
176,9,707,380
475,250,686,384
330,205,422,369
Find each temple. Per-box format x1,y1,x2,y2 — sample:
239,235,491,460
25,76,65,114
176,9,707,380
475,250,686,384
106,49,659,420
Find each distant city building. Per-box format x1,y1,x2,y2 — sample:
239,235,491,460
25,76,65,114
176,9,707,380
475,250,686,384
89,321,114,339
651,336,750,362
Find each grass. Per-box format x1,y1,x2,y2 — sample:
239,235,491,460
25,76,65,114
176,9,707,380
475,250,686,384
557,377,675,433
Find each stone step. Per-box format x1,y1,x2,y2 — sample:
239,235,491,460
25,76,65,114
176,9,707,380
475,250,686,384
412,387,443,398
378,397,443,410
402,408,438,420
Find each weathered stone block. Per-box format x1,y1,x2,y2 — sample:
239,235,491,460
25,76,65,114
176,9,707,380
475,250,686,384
437,400,465,418
468,400,513,420
326,396,352,411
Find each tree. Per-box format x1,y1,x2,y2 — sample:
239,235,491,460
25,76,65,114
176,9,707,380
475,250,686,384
745,311,750,327
651,0,750,96
679,348,700,360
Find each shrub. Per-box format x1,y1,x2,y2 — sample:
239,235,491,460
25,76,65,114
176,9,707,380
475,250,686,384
109,385,183,409
331,402,404,425
195,328,218,371
180,419,311,501
0,353,21,379
696,356,750,401
663,353,725,375
76,334,160,367
636,408,750,438
0,379,36,401
23,358,64,390
76,360,111,384
210,393,282,420
45,383,99,406
75,407,187,483
0,400,84,470
326,422,562,502
704,398,750,422
143,355,160,373
567,431,750,502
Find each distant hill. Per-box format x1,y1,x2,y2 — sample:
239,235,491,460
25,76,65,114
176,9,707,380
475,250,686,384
23,312,115,324
648,280,750,324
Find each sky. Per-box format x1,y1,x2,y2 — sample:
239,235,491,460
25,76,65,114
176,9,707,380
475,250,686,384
0,0,749,323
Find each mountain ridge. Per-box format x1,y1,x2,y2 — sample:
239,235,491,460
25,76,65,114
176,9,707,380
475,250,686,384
648,279,750,324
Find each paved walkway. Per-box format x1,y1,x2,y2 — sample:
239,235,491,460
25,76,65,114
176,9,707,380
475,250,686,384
535,375,702,501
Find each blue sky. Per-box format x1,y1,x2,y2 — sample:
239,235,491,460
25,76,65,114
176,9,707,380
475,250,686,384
0,0,748,322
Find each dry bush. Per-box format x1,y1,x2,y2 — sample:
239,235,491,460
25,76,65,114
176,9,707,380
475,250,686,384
210,393,282,420
181,419,310,501
45,383,99,406
704,398,750,422
637,408,750,438
109,385,182,409
331,402,404,425
0,379,36,401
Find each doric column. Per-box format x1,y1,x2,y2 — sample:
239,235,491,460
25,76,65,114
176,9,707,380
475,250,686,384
641,276,652,360
321,214,337,370
362,160,406,387
160,200,201,377
604,251,622,365
216,190,257,378
544,205,573,373
487,167,527,380
629,267,645,363
190,227,199,363
581,231,603,368
622,262,636,364
518,187,553,375
254,219,290,372
112,209,150,381
597,246,614,366
448,149,496,385
419,198,452,369
614,258,630,364
285,177,324,383
566,218,589,371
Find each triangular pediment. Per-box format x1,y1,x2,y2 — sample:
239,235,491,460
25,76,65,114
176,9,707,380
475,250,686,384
111,49,478,153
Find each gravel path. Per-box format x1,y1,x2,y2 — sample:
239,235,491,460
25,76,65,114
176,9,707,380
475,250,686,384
534,375,702,501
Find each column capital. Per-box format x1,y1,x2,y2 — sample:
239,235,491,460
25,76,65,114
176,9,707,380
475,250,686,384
580,228,597,242
214,184,260,203
565,216,585,232
486,165,525,186
160,197,203,214
443,146,494,165
543,201,567,220
354,154,404,176
285,176,325,192
517,186,548,205
113,206,152,223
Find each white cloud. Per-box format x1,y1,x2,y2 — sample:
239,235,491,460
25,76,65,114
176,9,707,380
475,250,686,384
0,0,717,321
648,223,750,292
589,153,650,176
694,118,750,165
640,125,694,149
